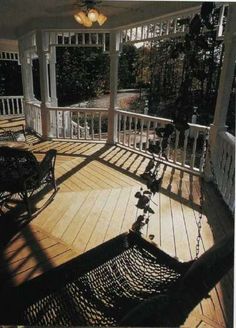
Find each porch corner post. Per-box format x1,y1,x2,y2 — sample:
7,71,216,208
36,30,51,139
205,3,236,179
108,31,120,144
49,33,58,107
19,44,34,103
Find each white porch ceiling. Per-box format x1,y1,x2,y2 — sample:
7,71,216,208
0,0,201,39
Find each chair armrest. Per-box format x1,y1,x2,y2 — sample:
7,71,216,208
0,124,26,142
0,128,15,141
39,149,57,177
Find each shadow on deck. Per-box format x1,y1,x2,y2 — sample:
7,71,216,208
0,117,234,327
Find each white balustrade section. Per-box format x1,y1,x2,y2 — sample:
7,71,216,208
48,107,108,141
0,96,24,116
116,110,209,173
214,131,235,213
0,51,19,61
24,101,42,136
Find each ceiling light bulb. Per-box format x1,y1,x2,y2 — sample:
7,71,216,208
88,9,99,22
97,13,107,26
83,15,93,27
74,11,86,24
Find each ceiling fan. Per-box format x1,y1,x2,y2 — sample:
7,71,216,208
46,0,136,27
73,0,107,27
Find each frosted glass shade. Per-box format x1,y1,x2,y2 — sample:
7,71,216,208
88,9,99,22
97,13,107,26
74,11,87,24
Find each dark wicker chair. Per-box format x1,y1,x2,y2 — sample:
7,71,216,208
0,230,233,326
0,147,57,217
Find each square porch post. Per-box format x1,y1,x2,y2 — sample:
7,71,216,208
108,31,120,144
36,30,51,139
19,44,34,103
205,4,236,179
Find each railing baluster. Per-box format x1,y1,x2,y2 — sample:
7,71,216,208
153,121,158,144
99,112,102,140
128,116,132,147
91,113,95,140
84,112,87,140
6,99,10,115
70,111,73,139
182,129,189,166
139,119,144,151
123,115,127,146
77,112,80,139
62,111,65,138
190,128,199,169
11,98,14,114
20,98,23,114
118,113,121,143
134,117,138,149
56,110,59,139
16,98,20,114
145,120,150,151
2,99,6,115
174,130,180,163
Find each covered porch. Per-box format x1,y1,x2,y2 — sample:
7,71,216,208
0,1,235,327
0,115,233,327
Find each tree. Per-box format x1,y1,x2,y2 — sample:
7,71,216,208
118,44,138,89
56,47,109,106
0,60,23,96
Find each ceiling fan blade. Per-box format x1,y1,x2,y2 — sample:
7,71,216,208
45,1,85,15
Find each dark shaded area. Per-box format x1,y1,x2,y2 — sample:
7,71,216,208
32,58,41,101
0,229,232,327
56,47,110,107
0,60,23,96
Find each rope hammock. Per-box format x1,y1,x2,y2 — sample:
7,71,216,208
0,230,233,327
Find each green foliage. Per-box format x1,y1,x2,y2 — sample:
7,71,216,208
56,47,109,106
0,61,23,96
118,44,138,89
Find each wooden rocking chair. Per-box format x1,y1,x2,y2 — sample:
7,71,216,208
0,147,57,217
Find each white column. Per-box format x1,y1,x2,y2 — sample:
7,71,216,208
19,45,34,102
27,54,35,101
206,3,236,178
36,30,51,138
107,31,120,144
49,33,58,106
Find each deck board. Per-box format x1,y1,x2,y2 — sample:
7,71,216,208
0,117,234,327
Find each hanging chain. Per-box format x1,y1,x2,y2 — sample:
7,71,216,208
195,130,209,260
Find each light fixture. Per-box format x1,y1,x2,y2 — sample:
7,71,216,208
97,12,107,26
88,8,99,22
74,5,107,27
74,11,87,24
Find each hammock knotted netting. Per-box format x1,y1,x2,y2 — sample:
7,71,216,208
0,230,233,327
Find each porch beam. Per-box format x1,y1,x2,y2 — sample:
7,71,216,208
107,31,120,144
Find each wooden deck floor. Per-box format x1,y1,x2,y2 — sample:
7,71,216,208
0,117,234,327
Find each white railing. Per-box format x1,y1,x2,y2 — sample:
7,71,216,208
48,106,108,141
213,131,235,213
0,96,24,116
24,101,42,136
116,110,209,173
